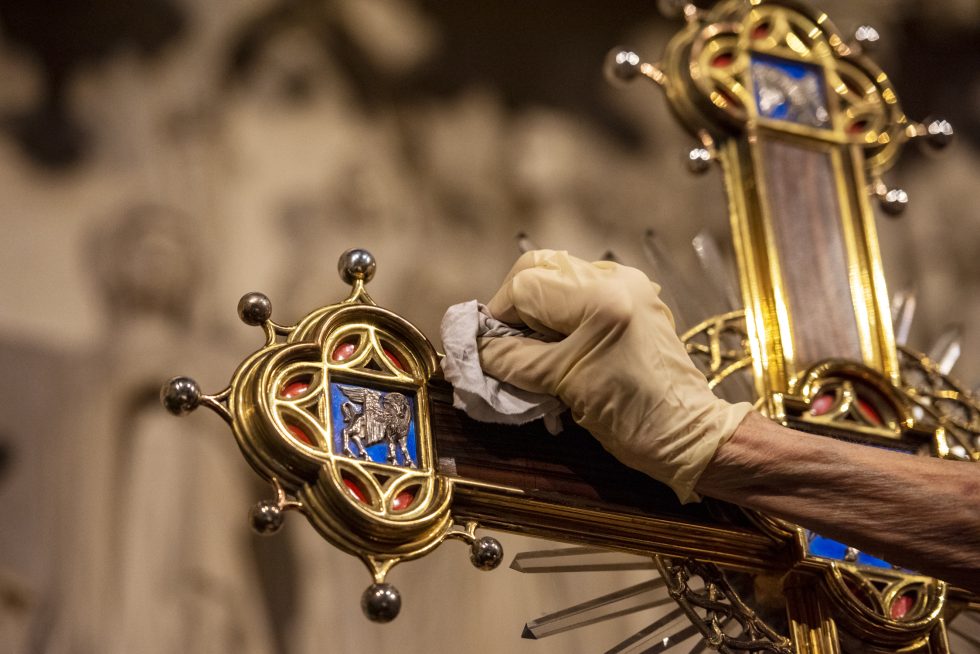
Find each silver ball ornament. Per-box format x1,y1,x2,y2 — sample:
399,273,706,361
160,376,201,416
686,147,712,174
923,118,954,152
361,583,401,622
880,188,908,216
249,499,284,535
853,25,880,52
470,536,504,571
237,292,272,325
338,248,377,285
604,48,641,84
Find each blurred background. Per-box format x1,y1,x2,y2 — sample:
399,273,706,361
0,0,977,652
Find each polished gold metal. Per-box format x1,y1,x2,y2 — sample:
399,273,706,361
898,345,980,461
655,0,906,408
647,1,978,650
192,271,465,595
164,0,979,647
783,573,843,654
680,309,753,390
656,556,793,653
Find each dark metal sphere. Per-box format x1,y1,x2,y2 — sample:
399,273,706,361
922,117,954,152
880,188,909,216
338,248,377,285
361,583,401,622
853,25,880,52
686,147,712,174
237,292,272,326
470,536,504,571
160,376,201,416
248,499,285,535
603,48,641,84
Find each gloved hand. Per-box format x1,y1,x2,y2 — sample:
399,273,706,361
478,250,753,502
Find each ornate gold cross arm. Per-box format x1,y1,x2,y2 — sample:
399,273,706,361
161,248,794,624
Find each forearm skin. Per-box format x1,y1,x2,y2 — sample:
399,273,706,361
696,412,980,595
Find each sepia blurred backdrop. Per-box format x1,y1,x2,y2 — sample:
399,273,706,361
0,1,978,652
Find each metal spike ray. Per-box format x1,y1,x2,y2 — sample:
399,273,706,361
522,578,671,639
642,229,708,331
511,547,658,573
516,232,539,254
891,288,917,347
950,625,980,649
691,230,741,311
604,609,695,654
965,610,980,627
927,324,963,375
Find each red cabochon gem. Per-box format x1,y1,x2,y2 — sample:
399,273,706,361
286,423,313,446
332,341,357,362
856,398,883,426
391,488,417,512
281,380,309,399
752,22,772,39
890,593,915,620
810,392,834,416
383,349,404,370
711,53,734,68
343,476,368,504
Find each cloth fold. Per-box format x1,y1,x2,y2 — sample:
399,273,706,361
440,300,565,434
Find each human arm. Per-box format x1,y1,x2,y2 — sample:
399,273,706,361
479,250,980,594
699,412,980,592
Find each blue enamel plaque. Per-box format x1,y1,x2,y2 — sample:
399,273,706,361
330,382,419,468
750,53,830,129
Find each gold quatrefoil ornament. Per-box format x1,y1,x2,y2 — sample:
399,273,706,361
161,249,503,622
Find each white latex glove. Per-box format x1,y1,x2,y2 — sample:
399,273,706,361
478,250,753,502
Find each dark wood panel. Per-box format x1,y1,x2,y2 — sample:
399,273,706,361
427,379,748,528
761,137,863,366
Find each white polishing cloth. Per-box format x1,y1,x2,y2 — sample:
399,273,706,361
440,300,565,434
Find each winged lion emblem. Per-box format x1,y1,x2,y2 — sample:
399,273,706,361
338,386,415,468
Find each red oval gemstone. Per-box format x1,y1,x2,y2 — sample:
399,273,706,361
810,392,834,416
383,348,404,371
848,120,869,134
890,593,915,620
343,476,368,504
856,398,883,426
286,423,313,446
332,341,357,362
752,22,771,39
392,488,416,512
281,380,309,399
711,53,734,68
